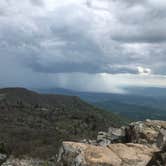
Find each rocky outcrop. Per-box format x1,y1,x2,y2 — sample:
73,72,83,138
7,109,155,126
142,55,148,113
57,120,166,166
57,142,159,166
96,120,166,149
126,120,166,149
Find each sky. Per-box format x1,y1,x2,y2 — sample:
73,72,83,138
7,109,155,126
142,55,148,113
0,0,166,93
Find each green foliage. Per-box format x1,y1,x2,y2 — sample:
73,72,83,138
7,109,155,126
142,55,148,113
41,161,48,166
94,100,166,121
0,143,7,154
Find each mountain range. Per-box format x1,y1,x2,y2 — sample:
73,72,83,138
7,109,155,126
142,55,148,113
0,87,126,159
37,87,166,121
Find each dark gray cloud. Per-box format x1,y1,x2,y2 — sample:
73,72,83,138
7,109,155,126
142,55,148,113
112,32,166,43
108,0,166,43
0,0,166,91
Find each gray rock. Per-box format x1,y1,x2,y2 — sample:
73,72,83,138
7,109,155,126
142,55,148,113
57,142,86,166
125,120,166,149
0,153,7,165
108,127,126,142
97,127,126,147
97,132,111,147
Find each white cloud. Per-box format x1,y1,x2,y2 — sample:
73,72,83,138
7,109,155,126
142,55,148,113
148,0,166,8
137,66,152,75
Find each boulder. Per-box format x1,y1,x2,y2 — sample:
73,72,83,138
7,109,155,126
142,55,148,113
57,141,159,166
97,127,126,147
108,126,126,142
126,120,166,149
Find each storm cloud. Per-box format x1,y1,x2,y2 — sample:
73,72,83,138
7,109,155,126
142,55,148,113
0,0,166,92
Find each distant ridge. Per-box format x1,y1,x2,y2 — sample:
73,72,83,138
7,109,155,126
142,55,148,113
37,87,166,121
